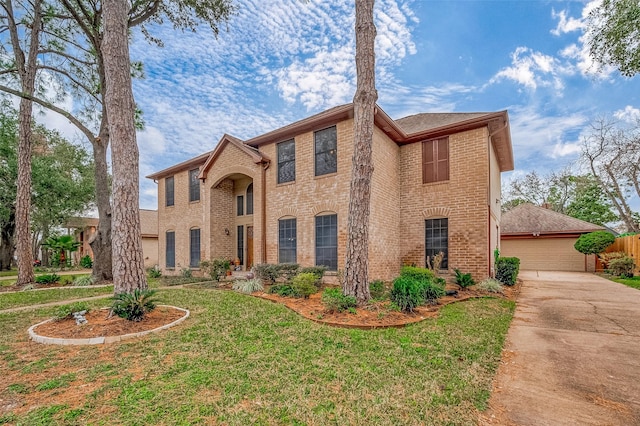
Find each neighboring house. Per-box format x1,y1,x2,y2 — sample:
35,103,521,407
147,103,514,281
65,209,159,268
500,203,606,272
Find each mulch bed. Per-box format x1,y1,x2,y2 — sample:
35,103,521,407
32,306,185,339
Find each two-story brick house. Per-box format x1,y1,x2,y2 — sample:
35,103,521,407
147,103,513,281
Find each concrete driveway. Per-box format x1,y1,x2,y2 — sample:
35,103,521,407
484,271,640,425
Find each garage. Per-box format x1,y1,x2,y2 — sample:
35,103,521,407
500,204,605,272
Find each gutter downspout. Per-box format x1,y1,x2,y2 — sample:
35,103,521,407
261,160,270,264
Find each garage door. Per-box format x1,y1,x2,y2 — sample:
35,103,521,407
501,238,588,272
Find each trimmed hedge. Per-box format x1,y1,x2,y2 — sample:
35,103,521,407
574,231,615,255
495,257,520,286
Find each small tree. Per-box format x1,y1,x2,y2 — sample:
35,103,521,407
574,231,616,255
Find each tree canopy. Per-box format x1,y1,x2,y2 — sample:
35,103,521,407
587,0,640,77
503,170,618,226
0,105,95,269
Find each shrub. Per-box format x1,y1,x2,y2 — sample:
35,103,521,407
370,279,386,300
321,287,357,313
180,268,192,278
300,266,326,282
200,258,230,282
598,252,626,269
279,263,301,281
232,278,264,294
291,273,319,298
79,255,93,269
35,273,60,284
454,269,475,290
391,276,426,312
54,302,90,321
574,231,615,255
73,276,95,286
495,257,520,286
147,265,162,278
254,264,282,283
112,289,159,322
608,256,635,278
268,283,297,297
254,263,301,283
477,278,504,294
422,279,445,303
400,266,436,282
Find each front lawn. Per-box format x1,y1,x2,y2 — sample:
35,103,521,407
0,289,514,425
609,275,640,290
0,286,114,311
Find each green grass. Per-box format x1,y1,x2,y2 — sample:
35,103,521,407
610,275,640,290
0,286,113,310
0,289,515,425
0,269,18,277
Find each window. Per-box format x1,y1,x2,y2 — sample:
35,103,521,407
246,184,254,215
422,137,449,183
165,176,174,207
189,228,201,268
189,169,200,202
315,214,337,270
237,225,244,265
315,126,337,176
237,195,244,216
425,218,448,269
166,231,175,268
277,139,295,184
278,218,297,263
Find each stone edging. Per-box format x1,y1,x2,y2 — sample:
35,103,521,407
28,305,189,345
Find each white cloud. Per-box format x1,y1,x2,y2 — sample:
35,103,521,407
508,105,587,163
613,105,640,123
550,8,585,36
490,47,570,91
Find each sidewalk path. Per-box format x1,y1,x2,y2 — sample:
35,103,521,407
483,271,640,425
0,269,92,281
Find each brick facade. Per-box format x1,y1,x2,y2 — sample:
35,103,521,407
148,104,513,281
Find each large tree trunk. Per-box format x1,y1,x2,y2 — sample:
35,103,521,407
343,0,377,305
0,214,14,270
103,0,147,294
10,0,42,286
89,130,113,282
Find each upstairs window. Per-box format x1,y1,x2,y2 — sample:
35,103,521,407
277,140,295,184
422,137,449,184
165,176,174,207
315,126,337,176
189,169,200,202
237,195,244,216
246,184,254,215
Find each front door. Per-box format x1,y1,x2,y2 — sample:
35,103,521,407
247,226,254,269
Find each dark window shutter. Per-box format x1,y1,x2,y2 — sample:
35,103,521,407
422,138,449,183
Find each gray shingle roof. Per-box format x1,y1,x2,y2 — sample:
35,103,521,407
395,112,493,134
501,203,605,235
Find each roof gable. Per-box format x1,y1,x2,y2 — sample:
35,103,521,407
198,134,268,180
501,203,606,235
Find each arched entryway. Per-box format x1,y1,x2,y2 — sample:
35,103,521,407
210,173,254,270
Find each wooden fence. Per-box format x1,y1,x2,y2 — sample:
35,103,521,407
596,234,640,273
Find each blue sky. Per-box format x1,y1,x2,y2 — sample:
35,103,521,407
43,0,640,210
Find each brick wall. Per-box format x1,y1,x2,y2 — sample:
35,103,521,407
157,165,206,273
155,119,499,282
261,120,353,270
399,127,491,280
